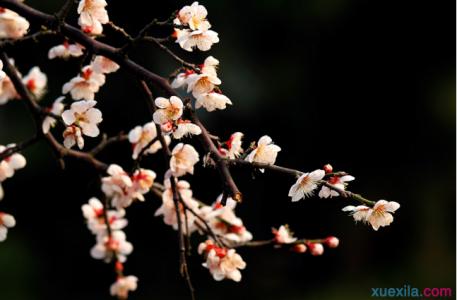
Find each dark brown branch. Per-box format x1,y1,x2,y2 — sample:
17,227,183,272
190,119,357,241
89,133,128,156
0,135,41,162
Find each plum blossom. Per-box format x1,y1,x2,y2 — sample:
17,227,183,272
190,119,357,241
342,200,400,231
195,92,232,112
175,2,210,31
186,56,221,97
110,276,138,299
62,100,103,137
63,125,84,149
0,8,29,39
288,169,326,202
0,212,16,242
199,195,252,245
0,59,6,82
172,119,202,139
91,56,119,74
170,143,199,177
152,96,183,125
0,144,26,182
90,230,133,263
77,0,109,35
272,225,297,244
130,168,156,200
176,28,219,52
155,178,200,234
0,74,18,104
101,164,133,209
246,135,281,170
128,122,158,160
22,66,47,100
48,42,84,60
81,197,127,235
42,96,65,134
318,174,355,198
198,240,246,282
62,66,105,100
224,132,244,159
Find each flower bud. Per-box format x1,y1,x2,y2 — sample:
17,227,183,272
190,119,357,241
323,164,333,173
325,236,339,248
292,243,307,253
308,243,324,256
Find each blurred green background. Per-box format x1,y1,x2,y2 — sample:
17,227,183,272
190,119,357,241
0,0,455,299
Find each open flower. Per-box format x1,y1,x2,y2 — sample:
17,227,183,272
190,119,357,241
91,56,119,74
0,144,26,181
110,276,138,299
0,212,16,242
90,230,133,263
22,66,47,100
78,0,109,35
128,122,158,159
152,96,183,125
172,119,202,139
0,59,6,82
170,143,199,177
318,174,355,198
0,62,19,104
61,100,103,137
186,56,221,97
101,164,133,209
175,2,210,31
82,197,127,235
63,125,84,149
0,8,29,39
176,29,219,52
42,96,65,134
62,66,106,100
288,169,325,202
246,135,281,170
131,168,156,199
272,225,297,244
199,241,246,282
48,42,84,60
195,92,232,112
342,200,400,231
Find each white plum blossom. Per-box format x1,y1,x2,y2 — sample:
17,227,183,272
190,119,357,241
172,119,202,139
155,178,200,234
91,56,119,74
42,96,65,134
77,0,109,35
48,42,84,60
186,56,221,97
0,59,6,82
273,225,297,244
0,212,16,242
0,144,26,182
22,66,47,100
198,240,246,282
246,135,281,170
288,169,326,202
110,276,138,299
176,29,219,52
130,168,156,200
81,197,127,235
195,92,232,112
101,164,133,209
90,230,133,263
62,100,103,137
62,66,106,100
170,143,199,177
0,75,18,104
0,8,29,39
318,174,355,198
175,2,210,31
342,200,400,231
128,122,158,160
152,96,184,125
63,125,84,149
224,132,244,159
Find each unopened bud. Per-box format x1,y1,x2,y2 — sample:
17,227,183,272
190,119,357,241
325,236,339,248
308,243,324,256
292,243,307,253
323,164,333,173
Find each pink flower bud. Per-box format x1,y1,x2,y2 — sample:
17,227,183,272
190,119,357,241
292,244,307,253
308,243,324,256
325,236,339,248
323,164,333,173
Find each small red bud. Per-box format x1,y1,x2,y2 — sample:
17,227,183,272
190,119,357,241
292,244,307,253
308,243,324,256
325,236,339,248
323,164,333,173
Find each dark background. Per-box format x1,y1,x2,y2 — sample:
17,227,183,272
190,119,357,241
0,0,455,299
